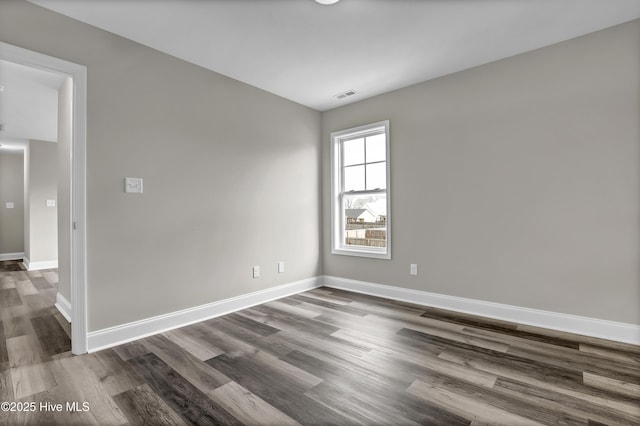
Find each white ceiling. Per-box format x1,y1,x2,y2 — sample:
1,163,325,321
0,59,66,145
24,0,640,111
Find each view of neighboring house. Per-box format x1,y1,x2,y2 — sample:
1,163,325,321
345,208,376,224
344,208,386,248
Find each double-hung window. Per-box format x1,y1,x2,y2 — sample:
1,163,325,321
331,120,390,259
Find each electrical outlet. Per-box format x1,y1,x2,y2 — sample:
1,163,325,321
410,264,418,276
253,266,260,278
278,261,285,273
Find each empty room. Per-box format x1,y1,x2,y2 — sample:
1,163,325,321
0,0,639,424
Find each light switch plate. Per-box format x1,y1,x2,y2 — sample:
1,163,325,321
125,177,143,194
278,261,285,273
410,264,418,276
5,202,14,209
46,200,56,207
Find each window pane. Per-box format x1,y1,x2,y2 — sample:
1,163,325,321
343,138,364,166
366,133,386,163
366,162,386,190
343,193,387,248
344,165,365,191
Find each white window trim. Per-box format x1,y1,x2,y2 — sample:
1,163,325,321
331,120,391,259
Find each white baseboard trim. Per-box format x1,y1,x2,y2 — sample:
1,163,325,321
0,252,24,261
87,276,323,353
322,276,640,346
23,257,58,271
55,293,72,323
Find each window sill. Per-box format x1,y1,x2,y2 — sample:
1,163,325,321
331,247,391,260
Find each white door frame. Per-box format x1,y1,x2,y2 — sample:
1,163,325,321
0,42,88,354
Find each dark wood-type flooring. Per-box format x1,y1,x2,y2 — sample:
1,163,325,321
1,259,639,425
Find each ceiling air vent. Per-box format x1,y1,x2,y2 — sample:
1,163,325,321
334,89,357,100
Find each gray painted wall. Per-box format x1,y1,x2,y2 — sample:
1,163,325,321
0,0,322,331
0,152,24,255
322,20,640,325
26,140,58,264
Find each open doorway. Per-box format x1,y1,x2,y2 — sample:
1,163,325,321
0,42,87,354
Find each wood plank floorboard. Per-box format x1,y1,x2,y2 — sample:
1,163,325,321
221,312,283,338
209,381,301,426
113,383,187,426
289,294,372,317
82,349,145,397
28,276,53,291
127,352,242,426
140,334,230,396
206,353,351,425
0,289,22,308
493,377,640,426
162,328,225,362
0,263,638,425
420,308,582,349
0,320,8,365
30,315,72,357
